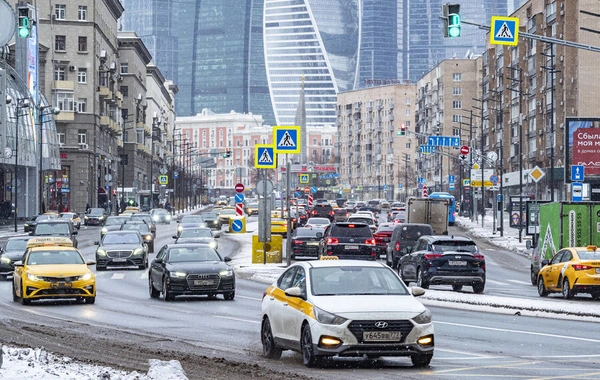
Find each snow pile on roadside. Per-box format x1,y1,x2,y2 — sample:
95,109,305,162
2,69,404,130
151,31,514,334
455,214,530,257
0,346,188,380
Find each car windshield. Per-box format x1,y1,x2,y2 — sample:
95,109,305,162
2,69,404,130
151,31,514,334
35,223,70,235
58,213,74,219
349,217,374,225
121,223,150,233
577,250,600,260
202,213,218,219
179,229,213,238
294,228,324,238
431,241,478,253
35,215,55,222
399,226,431,240
220,209,236,215
26,250,84,265
331,224,372,237
310,266,409,296
5,239,29,251
308,218,329,225
132,215,152,223
167,247,221,262
181,216,205,223
153,210,168,215
88,209,104,216
105,217,128,226
102,232,141,245
248,203,258,208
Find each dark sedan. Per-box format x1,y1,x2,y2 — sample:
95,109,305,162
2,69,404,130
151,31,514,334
150,208,172,224
0,236,32,280
100,216,131,238
84,208,107,226
290,227,324,259
200,212,222,230
94,230,148,270
121,221,155,253
148,244,235,301
130,213,156,237
173,227,219,249
176,215,206,236
23,214,57,233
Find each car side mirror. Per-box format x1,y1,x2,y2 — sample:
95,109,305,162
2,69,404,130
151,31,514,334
154,258,163,264
94,241,100,245
410,286,426,297
172,235,178,239
14,261,23,267
86,260,96,266
284,286,305,299
223,256,232,263
541,259,550,266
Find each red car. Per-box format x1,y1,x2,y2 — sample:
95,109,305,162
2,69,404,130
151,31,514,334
373,222,396,259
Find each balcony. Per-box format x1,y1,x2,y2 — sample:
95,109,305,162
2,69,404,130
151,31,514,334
98,85,112,98
100,115,109,127
388,114,394,121
54,80,74,90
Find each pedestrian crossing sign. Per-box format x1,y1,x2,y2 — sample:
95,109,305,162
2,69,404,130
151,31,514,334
254,144,276,169
158,175,168,185
490,16,519,46
273,126,301,154
299,174,309,184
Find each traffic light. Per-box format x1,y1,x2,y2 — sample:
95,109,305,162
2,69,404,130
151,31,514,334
396,124,406,136
223,148,232,158
442,3,461,38
18,7,31,38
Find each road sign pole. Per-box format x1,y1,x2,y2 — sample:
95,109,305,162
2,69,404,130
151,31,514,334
286,157,292,267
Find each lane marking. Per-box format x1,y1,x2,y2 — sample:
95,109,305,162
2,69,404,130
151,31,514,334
111,273,125,280
435,321,600,343
140,270,148,280
213,315,260,324
485,279,510,285
507,279,532,285
237,295,262,301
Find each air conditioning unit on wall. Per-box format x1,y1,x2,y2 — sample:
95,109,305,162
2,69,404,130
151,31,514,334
78,143,88,150
69,65,77,71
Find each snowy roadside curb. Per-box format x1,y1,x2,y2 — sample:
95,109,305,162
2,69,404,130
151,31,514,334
455,216,531,258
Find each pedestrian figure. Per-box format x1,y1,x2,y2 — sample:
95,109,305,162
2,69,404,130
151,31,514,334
86,203,91,213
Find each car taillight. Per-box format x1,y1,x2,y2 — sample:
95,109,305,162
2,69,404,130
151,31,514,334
473,254,485,260
329,211,334,215
312,210,318,215
365,238,376,245
424,253,443,260
293,240,303,245
572,264,593,271
326,237,339,245
395,242,400,250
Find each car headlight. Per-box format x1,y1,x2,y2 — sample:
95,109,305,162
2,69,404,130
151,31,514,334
209,241,218,249
219,268,233,277
24,223,30,227
96,248,107,256
313,306,347,325
153,216,159,221
101,227,108,234
98,216,104,220
166,215,171,221
177,225,183,232
27,273,41,281
133,247,144,256
79,272,93,281
1,256,11,264
145,235,153,241
170,271,186,278
84,216,89,220
413,309,432,324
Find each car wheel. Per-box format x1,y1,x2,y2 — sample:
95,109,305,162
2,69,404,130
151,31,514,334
562,278,574,299
224,291,235,300
411,353,433,367
261,318,282,359
537,277,548,297
163,278,174,301
416,267,429,289
452,284,463,291
20,281,30,305
85,297,95,304
530,267,538,285
591,292,600,300
149,278,160,298
472,282,485,294
301,325,323,368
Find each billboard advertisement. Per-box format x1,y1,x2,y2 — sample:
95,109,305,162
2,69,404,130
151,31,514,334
565,118,600,183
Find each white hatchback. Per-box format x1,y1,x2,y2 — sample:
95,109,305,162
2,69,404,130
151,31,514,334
261,260,434,367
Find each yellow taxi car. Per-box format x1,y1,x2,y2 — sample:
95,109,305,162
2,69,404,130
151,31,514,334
12,237,96,305
271,218,287,235
218,208,238,224
537,245,600,299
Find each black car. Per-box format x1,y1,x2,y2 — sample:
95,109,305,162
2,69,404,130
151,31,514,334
150,208,172,224
23,214,57,233
121,221,155,253
358,206,379,215
318,222,376,260
398,235,485,293
0,236,32,280
290,227,324,259
310,203,334,221
172,227,219,249
130,213,157,237
31,220,79,248
386,223,434,269
94,230,148,270
84,208,107,226
177,215,206,236
200,212,222,230
100,215,131,238
148,243,235,301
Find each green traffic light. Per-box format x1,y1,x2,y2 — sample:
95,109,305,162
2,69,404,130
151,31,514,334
18,17,30,38
448,13,461,38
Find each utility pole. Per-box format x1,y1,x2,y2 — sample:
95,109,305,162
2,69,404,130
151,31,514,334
542,43,558,202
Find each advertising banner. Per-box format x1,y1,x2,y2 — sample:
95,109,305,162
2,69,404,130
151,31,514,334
566,118,600,183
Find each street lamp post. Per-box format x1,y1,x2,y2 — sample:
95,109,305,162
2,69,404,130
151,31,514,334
150,114,162,210
14,98,30,232
38,105,60,214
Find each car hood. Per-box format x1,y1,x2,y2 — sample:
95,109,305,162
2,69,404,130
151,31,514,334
26,264,91,276
99,243,142,250
312,295,425,319
166,261,227,273
176,237,215,244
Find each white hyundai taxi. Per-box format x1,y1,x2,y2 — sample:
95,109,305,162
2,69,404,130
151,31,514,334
261,259,434,367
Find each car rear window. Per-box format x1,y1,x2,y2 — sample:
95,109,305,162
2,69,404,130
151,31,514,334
294,228,324,237
349,217,374,225
578,250,600,260
331,224,372,237
314,204,332,210
399,226,432,241
431,240,478,253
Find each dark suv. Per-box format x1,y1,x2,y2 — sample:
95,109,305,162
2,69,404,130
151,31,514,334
398,235,485,293
318,222,376,260
310,203,334,221
84,207,107,226
31,220,79,248
386,223,434,269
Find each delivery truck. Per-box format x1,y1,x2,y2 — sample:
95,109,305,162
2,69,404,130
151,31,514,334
405,197,450,235
529,201,600,285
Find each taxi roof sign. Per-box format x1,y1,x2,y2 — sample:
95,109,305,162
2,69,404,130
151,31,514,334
26,237,74,249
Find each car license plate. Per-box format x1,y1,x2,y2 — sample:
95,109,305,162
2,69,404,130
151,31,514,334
113,258,127,263
307,242,319,246
448,260,467,266
50,282,72,288
363,331,401,342
345,245,359,250
194,280,214,286
596,268,600,274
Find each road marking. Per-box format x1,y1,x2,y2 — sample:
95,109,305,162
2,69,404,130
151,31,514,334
435,321,600,343
485,279,510,286
237,295,262,301
507,279,531,285
111,273,125,280
213,315,260,324
140,270,148,280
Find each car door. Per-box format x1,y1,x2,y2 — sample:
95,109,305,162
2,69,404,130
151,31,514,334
543,250,565,290
151,247,168,291
281,267,308,343
401,238,425,281
267,267,298,339
556,250,573,288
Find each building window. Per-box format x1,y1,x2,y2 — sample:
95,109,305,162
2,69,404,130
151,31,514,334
452,100,462,109
76,98,86,113
78,6,87,20
405,98,411,105
56,92,74,111
54,65,66,81
55,4,66,20
453,128,461,136
55,35,66,51
78,36,87,52
120,63,128,74
452,114,461,123
120,86,128,97
58,133,65,146
77,68,87,83
77,130,87,145
313,138,317,145
453,87,462,95
405,109,410,116
452,73,462,82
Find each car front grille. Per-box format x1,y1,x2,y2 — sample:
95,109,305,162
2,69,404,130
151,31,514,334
40,276,79,283
107,250,132,258
186,274,220,290
347,320,414,343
